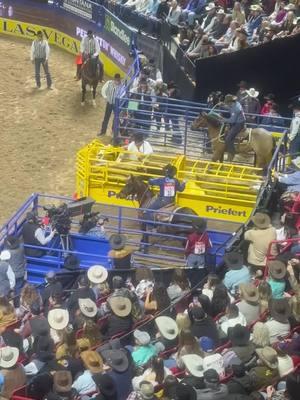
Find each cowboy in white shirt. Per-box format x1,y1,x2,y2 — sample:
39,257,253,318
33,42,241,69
289,97,300,157
30,30,52,89
80,30,100,74
127,132,153,160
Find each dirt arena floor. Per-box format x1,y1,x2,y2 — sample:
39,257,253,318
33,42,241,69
0,35,111,225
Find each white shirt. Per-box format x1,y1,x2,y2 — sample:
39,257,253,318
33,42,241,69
289,111,300,141
6,265,15,289
35,227,55,246
203,353,225,378
80,36,100,57
30,39,50,61
220,312,247,335
127,140,153,160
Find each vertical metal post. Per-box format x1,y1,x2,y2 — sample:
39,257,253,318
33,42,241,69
183,109,188,155
118,206,122,234
113,97,120,145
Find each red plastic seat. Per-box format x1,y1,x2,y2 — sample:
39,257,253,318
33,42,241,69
11,385,33,400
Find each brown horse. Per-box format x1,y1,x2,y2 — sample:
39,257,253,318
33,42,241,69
81,57,104,107
191,112,275,169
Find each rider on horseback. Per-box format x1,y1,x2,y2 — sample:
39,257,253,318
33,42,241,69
80,30,100,75
223,94,246,158
145,164,186,228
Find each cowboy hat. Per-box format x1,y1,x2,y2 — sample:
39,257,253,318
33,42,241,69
93,374,117,398
251,212,271,229
81,350,103,374
289,96,300,109
237,80,248,88
155,316,179,340
264,93,275,101
0,250,11,261
87,265,108,284
284,3,296,11
181,354,204,377
53,371,73,393
109,296,132,317
0,346,19,368
192,218,207,233
79,298,98,318
256,347,278,369
268,260,286,280
203,368,220,384
109,234,126,250
101,349,129,372
239,283,259,304
134,330,151,346
228,324,250,346
250,4,263,11
48,308,69,330
246,88,259,98
224,94,237,104
217,8,225,14
270,298,291,323
140,381,155,400
224,251,244,270
205,2,216,11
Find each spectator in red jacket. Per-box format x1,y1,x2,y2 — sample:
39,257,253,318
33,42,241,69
185,218,212,268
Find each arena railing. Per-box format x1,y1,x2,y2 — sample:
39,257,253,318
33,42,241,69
113,95,291,157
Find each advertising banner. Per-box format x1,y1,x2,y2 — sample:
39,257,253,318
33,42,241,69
0,0,135,74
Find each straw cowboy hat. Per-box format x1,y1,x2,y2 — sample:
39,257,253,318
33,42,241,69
87,265,108,284
268,260,286,280
251,212,271,229
139,382,155,400
81,350,103,374
270,298,291,323
246,88,259,98
224,251,244,270
109,234,126,250
79,298,98,318
53,371,73,393
224,94,237,104
155,316,179,340
0,346,19,368
48,308,69,330
109,296,132,317
250,4,263,11
240,283,259,304
181,354,204,377
256,347,278,369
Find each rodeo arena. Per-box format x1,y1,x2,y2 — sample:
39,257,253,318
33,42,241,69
2,0,300,400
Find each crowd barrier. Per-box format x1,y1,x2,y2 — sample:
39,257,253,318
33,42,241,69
76,139,265,223
0,0,137,76
0,193,237,283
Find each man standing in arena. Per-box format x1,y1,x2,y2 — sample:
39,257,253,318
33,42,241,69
80,30,100,75
99,73,123,136
30,30,52,89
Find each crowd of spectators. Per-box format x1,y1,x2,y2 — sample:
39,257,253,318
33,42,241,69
1,179,300,400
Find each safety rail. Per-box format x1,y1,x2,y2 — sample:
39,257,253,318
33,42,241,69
266,237,300,262
113,95,291,158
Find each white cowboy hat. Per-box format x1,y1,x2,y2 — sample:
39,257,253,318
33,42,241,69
87,265,108,284
181,354,204,377
48,308,69,330
0,250,11,261
246,88,259,98
250,4,262,11
155,316,179,340
79,298,98,318
0,346,19,368
206,2,216,10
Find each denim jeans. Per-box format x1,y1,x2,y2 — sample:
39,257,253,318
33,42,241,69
144,197,173,226
225,123,245,155
34,58,52,88
289,135,300,158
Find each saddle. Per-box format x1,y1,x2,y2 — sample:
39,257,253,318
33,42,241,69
219,125,252,144
154,203,177,222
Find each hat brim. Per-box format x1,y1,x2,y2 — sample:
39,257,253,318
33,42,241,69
181,355,204,377
109,235,126,250
48,310,69,330
155,317,179,340
246,90,259,98
256,349,278,369
0,347,19,368
87,265,108,284
109,297,132,317
78,301,97,318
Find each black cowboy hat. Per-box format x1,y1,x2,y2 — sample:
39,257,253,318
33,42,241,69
4,235,20,250
93,373,117,398
192,218,207,233
163,164,177,177
87,30,93,35
264,93,275,101
101,349,129,373
289,95,300,109
109,234,126,250
270,298,291,323
228,324,250,346
237,80,248,88
224,251,244,270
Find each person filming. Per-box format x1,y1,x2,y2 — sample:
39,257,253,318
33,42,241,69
22,212,56,257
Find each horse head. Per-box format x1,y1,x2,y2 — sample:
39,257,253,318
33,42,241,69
117,175,138,199
191,112,208,130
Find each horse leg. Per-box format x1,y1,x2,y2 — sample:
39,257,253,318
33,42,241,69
92,84,96,107
81,82,86,106
212,147,225,163
140,221,149,254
